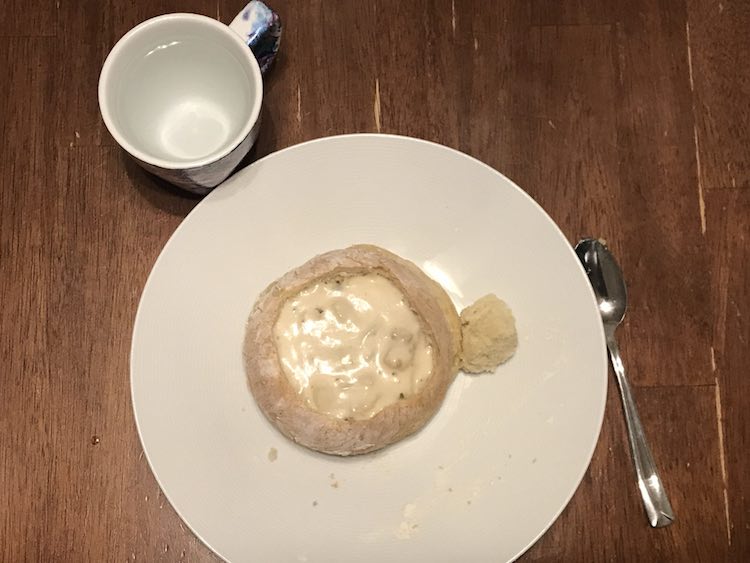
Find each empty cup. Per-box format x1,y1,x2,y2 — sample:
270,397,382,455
99,6,278,194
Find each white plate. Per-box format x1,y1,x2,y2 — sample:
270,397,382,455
131,134,607,563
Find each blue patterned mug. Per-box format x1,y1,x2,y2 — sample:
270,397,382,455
99,2,281,195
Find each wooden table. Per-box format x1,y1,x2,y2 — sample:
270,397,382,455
2,1,748,560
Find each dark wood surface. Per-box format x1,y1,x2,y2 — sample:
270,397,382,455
1,1,748,561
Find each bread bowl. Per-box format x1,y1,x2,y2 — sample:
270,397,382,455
243,244,516,455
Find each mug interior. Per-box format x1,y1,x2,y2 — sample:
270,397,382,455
100,15,261,168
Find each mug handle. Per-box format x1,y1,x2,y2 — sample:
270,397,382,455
229,1,282,74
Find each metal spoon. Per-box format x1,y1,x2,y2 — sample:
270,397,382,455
575,238,675,528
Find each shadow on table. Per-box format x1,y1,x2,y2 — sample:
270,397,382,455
123,154,202,217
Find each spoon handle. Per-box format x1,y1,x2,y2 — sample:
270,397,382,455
605,330,675,527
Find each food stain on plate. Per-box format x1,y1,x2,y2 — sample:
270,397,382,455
396,503,419,539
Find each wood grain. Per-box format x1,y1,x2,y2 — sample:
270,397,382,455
613,0,712,388
453,1,514,167
510,23,622,246
687,0,750,189
707,188,750,558
1,0,748,560
375,0,462,147
0,0,56,37
530,0,615,26
1,36,56,562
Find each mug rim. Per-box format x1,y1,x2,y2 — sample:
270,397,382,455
98,12,263,171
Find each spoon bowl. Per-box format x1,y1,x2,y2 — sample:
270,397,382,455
575,239,627,327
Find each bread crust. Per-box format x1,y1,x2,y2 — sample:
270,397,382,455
243,244,462,456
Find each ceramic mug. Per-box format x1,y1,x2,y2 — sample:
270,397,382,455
98,2,280,195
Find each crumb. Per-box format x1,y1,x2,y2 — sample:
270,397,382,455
312,500,318,507
448,487,453,492
437,465,444,470
412,524,419,529
268,447,278,462
90,435,100,445
467,500,472,505
532,457,537,464
396,521,412,539
330,481,339,489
